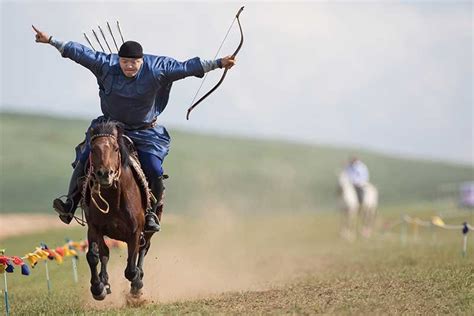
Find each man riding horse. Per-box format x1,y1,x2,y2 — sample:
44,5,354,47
32,25,236,232
344,157,370,205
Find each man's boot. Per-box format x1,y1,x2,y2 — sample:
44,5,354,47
144,176,165,232
53,160,85,224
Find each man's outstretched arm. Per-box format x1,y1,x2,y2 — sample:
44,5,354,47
160,55,237,83
32,25,66,53
32,25,108,77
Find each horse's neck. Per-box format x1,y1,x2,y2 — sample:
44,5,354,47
118,165,136,191
118,165,143,203
339,175,354,194
339,174,358,207
339,173,351,187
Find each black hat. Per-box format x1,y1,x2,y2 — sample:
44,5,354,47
118,41,143,58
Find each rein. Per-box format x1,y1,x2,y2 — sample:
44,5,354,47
88,133,122,214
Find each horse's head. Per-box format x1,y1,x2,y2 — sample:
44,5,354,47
90,121,128,187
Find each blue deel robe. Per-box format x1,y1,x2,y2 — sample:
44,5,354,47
61,41,205,164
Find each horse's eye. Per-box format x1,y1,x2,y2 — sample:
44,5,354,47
114,147,119,152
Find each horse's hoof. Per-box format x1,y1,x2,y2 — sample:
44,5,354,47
130,286,143,297
132,278,144,291
105,283,112,294
93,292,106,301
91,284,107,301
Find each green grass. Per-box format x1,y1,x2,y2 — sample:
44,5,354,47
0,228,89,314
1,113,472,314
1,112,473,214
0,208,472,314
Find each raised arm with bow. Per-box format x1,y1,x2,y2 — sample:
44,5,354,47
186,6,245,120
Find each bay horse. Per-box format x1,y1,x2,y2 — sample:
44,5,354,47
83,121,155,300
338,171,378,241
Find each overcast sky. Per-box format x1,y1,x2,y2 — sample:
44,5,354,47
1,1,472,164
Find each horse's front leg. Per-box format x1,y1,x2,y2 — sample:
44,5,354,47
86,228,107,300
124,231,143,295
98,238,111,294
137,233,153,280
343,206,358,242
361,206,376,238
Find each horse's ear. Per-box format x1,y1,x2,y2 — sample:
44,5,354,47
115,122,125,135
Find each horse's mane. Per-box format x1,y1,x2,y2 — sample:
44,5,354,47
91,121,131,167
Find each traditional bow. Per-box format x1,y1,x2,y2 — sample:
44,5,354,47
186,6,245,120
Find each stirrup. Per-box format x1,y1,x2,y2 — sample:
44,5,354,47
59,214,74,225
145,211,160,224
144,211,160,232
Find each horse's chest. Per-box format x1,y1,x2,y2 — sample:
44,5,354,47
103,218,133,238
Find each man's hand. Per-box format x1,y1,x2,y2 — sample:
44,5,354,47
32,25,50,43
221,55,236,70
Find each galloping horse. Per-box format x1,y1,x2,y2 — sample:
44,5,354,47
337,171,378,241
82,121,155,300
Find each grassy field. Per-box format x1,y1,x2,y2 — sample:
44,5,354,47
0,112,473,214
0,112,473,314
0,207,472,315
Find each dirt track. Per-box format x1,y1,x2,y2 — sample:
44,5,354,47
85,209,331,309
82,209,473,314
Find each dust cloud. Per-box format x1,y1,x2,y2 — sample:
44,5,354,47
87,207,327,308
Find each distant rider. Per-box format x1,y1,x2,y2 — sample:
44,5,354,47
344,157,369,204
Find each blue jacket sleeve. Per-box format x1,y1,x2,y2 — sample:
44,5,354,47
157,56,205,83
62,42,109,77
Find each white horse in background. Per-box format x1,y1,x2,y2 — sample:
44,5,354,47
338,171,378,241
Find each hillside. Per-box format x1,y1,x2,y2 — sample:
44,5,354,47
0,112,472,213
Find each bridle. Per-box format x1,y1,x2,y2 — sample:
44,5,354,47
87,133,122,214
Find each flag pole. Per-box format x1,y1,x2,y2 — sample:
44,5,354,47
1,249,10,316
